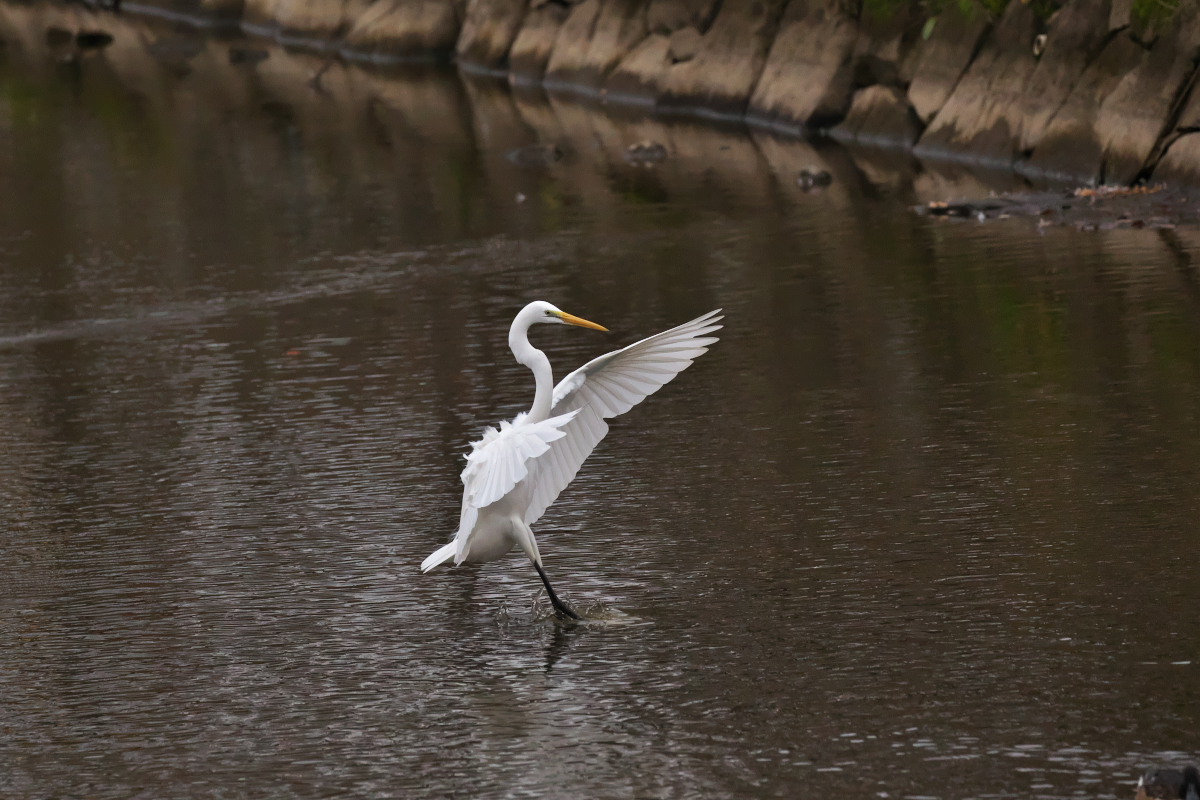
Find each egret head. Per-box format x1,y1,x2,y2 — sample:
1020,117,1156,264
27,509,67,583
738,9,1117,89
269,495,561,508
521,301,608,331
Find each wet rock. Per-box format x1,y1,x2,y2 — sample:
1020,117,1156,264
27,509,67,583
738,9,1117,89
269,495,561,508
506,143,564,168
747,0,858,132
341,0,460,60
915,1,1039,166
624,140,668,164
457,0,528,70
509,3,568,84
544,0,646,94
797,168,832,190
829,85,922,148
657,1,785,117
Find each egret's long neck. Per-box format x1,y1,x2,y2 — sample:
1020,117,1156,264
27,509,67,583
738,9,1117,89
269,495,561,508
510,324,553,423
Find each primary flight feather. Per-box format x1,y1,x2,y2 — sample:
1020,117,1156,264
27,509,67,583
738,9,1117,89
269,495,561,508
420,300,722,619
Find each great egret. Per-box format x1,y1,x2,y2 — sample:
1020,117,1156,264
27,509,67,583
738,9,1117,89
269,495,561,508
421,301,722,619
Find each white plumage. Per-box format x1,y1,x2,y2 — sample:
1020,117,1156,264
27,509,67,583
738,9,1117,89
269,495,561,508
420,301,722,618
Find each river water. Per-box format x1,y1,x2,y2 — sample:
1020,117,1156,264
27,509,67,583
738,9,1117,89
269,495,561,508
2,5,1198,799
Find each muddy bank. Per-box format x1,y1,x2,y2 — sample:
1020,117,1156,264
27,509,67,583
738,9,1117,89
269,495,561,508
917,184,1200,230
49,0,1196,188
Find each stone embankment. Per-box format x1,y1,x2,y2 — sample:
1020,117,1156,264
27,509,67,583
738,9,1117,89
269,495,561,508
108,0,1200,185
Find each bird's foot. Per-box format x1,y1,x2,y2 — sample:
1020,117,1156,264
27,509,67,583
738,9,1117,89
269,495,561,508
533,561,583,621
549,596,582,621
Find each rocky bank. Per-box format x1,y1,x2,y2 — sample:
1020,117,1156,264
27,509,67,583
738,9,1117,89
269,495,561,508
47,0,1200,186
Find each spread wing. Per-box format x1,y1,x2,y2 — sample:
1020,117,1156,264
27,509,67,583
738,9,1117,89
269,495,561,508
522,309,723,526
455,409,579,546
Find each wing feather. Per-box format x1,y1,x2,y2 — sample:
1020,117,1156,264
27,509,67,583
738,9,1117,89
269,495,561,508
523,309,723,526
455,410,580,544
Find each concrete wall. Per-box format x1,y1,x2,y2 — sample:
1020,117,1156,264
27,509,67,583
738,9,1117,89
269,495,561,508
89,0,1200,184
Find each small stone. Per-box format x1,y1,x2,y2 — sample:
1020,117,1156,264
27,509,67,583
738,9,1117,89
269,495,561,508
624,141,668,165
797,169,833,191
506,144,563,168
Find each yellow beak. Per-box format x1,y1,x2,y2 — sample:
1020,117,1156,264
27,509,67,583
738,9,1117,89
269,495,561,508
556,311,608,331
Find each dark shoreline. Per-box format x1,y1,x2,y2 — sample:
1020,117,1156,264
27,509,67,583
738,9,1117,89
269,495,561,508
47,0,1200,190
8,0,1200,229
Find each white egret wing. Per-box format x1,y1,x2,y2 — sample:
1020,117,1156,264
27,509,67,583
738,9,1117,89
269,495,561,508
455,409,579,542
522,309,723,526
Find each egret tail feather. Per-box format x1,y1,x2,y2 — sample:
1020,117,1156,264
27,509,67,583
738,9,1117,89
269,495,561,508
421,540,457,573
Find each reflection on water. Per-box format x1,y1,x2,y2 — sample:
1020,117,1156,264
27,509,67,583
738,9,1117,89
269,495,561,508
2,3,1199,799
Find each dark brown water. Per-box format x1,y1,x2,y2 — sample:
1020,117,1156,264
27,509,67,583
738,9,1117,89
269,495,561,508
2,5,1198,799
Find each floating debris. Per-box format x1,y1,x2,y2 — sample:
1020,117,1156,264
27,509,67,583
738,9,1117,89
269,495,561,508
797,168,833,191
1074,183,1165,198
917,185,1195,230
506,144,563,169
923,199,1007,218
624,140,668,166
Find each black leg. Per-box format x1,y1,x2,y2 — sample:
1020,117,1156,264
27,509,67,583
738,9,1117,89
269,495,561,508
533,562,581,620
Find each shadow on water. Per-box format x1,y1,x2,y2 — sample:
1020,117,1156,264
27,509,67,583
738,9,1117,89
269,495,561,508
1,2,1199,799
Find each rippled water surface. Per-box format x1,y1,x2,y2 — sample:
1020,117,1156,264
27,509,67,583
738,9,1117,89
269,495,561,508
2,5,1199,799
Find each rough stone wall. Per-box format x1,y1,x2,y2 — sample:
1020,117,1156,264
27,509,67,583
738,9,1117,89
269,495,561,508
543,0,647,94
343,0,461,59
746,0,858,130
105,0,1200,186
